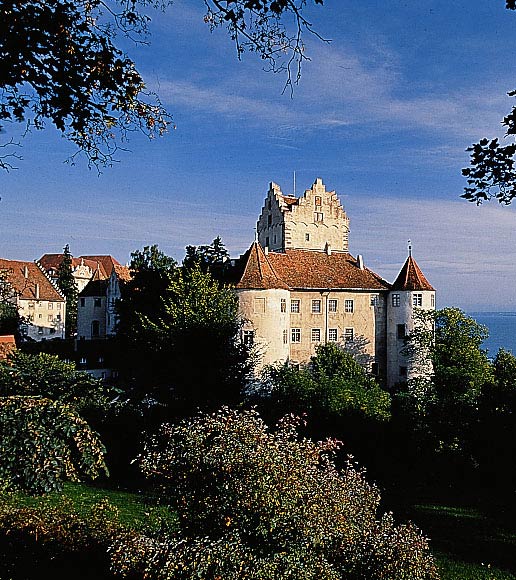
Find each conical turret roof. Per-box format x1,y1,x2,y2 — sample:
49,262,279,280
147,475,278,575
392,255,434,291
235,242,290,290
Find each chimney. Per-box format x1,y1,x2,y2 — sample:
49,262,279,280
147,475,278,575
325,242,332,256
24,265,29,278
357,255,364,270
264,246,269,255
35,283,40,300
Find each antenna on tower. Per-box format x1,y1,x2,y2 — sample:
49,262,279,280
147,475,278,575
408,239,412,257
254,227,258,243
293,171,296,196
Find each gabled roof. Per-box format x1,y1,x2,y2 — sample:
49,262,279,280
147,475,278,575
392,256,434,291
235,243,289,290
39,254,123,279
0,259,64,302
233,245,390,291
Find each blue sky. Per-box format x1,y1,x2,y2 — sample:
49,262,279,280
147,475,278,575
2,0,516,310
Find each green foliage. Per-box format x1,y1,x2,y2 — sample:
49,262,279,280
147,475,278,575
0,351,114,416
112,408,439,579
117,246,254,417
0,268,22,337
56,244,78,338
183,235,230,271
0,396,108,494
262,343,391,424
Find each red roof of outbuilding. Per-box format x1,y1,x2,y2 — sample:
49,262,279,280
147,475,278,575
392,256,434,291
0,259,64,302
236,243,289,290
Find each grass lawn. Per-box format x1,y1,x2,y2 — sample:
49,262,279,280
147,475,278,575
405,503,516,580
4,480,176,530
5,483,516,578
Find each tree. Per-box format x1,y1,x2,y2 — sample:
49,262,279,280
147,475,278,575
261,343,391,427
55,244,78,338
0,268,21,336
110,408,439,579
461,3,516,204
116,246,254,417
0,396,108,494
1,1,325,170
183,236,230,272
0,351,114,418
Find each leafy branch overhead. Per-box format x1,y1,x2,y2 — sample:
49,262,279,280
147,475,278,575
1,0,325,170
462,1,516,204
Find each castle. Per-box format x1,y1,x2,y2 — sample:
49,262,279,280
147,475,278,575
230,178,435,387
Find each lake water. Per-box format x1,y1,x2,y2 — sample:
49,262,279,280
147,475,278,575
468,312,516,358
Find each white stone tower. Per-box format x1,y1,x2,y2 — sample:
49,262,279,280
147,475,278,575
256,178,350,253
386,247,435,387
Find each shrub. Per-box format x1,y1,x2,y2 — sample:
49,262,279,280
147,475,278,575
111,408,439,579
0,396,108,494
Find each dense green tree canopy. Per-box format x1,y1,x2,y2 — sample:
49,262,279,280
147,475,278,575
116,245,254,417
262,343,391,425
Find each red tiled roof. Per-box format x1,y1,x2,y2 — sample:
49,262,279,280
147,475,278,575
234,246,390,291
392,256,434,291
0,335,15,344
0,259,64,302
236,243,290,290
0,335,15,361
39,254,122,279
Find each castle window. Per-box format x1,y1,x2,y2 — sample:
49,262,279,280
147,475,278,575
291,300,300,313
392,294,400,307
266,236,270,247
49,328,56,334
371,362,379,376
311,328,321,342
38,327,44,334
283,329,288,344
399,366,408,378
370,295,378,306
344,299,354,313
94,298,101,308
57,303,61,309
305,233,310,241
267,214,272,226
280,298,286,312
397,324,406,340
291,328,301,343
328,299,338,312
56,314,61,321
314,212,324,222
242,330,254,346
311,299,321,313
328,328,338,342
315,196,322,207
431,294,435,308
28,302,34,309
254,298,266,313
273,235,277,244
48,303,53,309
344,328,354,342
80,298,85,307
413,293,423,307
48,314,53,322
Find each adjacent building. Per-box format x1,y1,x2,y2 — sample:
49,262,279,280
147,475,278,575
0,258,66,340
229,178,435,387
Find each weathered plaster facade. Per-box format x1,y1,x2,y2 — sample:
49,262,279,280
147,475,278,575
233,178,435,387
